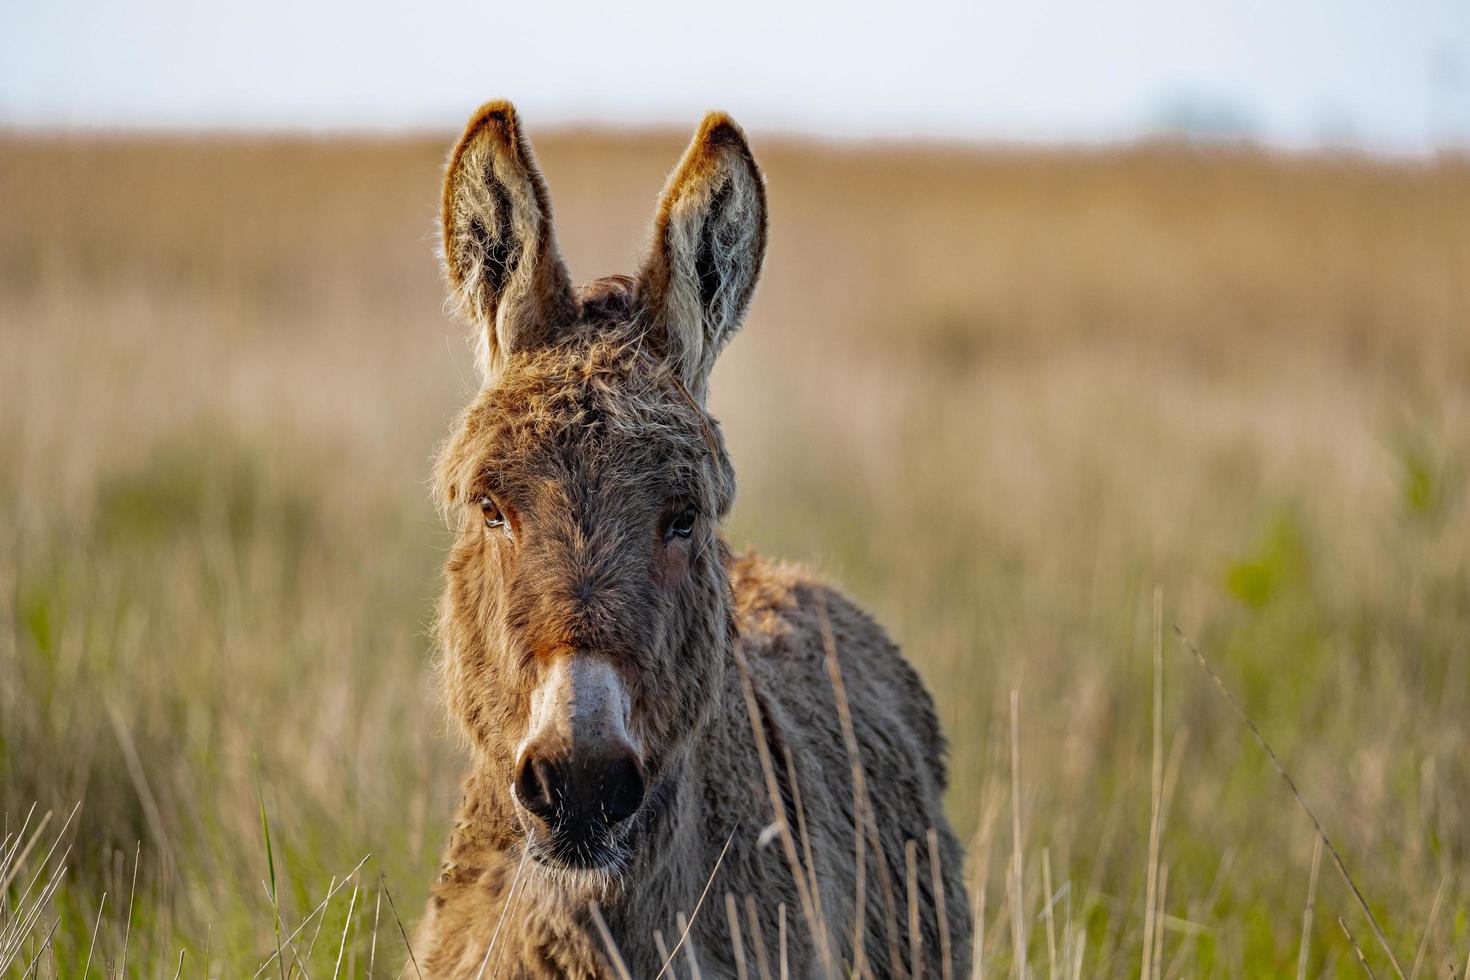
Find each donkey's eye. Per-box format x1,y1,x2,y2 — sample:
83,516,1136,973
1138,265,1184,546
479,496,511,538
665,503,698,541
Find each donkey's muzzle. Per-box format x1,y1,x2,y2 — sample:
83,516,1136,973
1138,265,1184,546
512,654,645,862
514,745,645,848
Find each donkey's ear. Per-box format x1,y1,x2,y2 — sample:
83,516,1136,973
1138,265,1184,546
637,112,767,401
442,101,576,381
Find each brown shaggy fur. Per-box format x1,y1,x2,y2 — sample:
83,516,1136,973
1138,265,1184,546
417,101,971,979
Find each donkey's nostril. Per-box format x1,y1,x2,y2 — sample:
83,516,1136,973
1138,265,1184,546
603,755,645,826
514,755,561,826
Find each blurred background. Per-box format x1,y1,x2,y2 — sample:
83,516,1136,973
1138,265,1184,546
2,1,1469,976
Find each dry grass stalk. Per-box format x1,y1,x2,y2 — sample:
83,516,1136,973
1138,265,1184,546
80,892,105,978
969,784,1002,980
589,902,635,980
1041,847,1058,980
778,904,789,980
676,911,705,980
929,827,954,980
1297,834,1325,980
1407,874,1448,980
725,893,751,980
744,895,774,980
1340,916,1379,980
119,842,139,978
816,596,872,977
653,929,677,980
1141,587,1164,980
331,880,360,980
1151,863,1168,977
906,838,925,979
1009,689,1027,980
780,742,832,967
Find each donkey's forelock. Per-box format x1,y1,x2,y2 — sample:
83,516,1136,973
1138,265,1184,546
432,335,736,525
578,275,640,325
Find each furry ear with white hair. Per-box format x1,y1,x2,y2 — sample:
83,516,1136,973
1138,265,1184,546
638,112,767,402
441,101,576,381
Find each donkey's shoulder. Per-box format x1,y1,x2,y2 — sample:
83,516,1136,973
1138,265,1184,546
727,550,949,792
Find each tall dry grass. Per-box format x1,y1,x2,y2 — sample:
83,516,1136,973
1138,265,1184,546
1,130,1468,976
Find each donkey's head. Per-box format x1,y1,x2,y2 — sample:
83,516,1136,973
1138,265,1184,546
433,102,765,881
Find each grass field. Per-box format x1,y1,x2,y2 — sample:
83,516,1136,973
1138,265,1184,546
2,130,1469,977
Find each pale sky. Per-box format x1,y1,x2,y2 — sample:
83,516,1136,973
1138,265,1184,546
3,0,1468,153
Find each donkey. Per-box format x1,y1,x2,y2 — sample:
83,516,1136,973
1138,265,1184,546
417,101,972,979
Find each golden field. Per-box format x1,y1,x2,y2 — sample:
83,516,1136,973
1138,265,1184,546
1,130,1469,976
